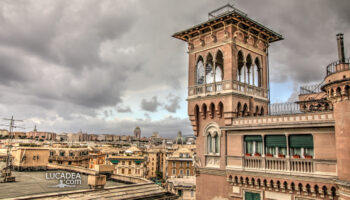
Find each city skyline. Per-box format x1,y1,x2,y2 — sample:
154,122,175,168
0,0,349,137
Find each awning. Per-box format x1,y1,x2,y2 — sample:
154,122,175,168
265,135,286,147
289,135,313,148
134,160,143,164
244,135,262,142
110,160,119,164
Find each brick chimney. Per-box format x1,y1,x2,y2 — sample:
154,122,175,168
336,33,345,63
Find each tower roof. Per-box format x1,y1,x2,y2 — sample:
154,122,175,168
173,4,283,43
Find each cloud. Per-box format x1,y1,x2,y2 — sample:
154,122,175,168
141,96,161,112
116,105,132,113
0,0,349,136
164,94,181,113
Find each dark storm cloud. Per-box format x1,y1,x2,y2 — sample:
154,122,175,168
141,96,161,112
0,0,349,136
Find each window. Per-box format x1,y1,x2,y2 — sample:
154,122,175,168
180,169,183,175
180,162,183,167
206,54,214,84
129,161,131,165
186,169,190,176
244,136,262,155
122,161,125,165
265,135,287,157
128,169,131,174
205,124,221,155
172,161,176,167
289,134,314,158
245,191,260,200
191,191,194,197
122,168,125,174
172,169,176,175
196,59,204,85
187,161,190,167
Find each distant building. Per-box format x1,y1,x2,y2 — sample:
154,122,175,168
134,126,141,139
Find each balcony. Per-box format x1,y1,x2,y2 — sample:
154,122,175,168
326,57,350,76
224,155,337,179
188,80,268,100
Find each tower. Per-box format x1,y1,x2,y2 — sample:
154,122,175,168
322,33,350,199
173,4,282,137
134,126,141,139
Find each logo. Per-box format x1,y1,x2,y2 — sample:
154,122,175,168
46,172,82,188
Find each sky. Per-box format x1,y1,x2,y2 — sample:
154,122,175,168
0,0,349,137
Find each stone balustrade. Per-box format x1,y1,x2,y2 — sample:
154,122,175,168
188,80,268,100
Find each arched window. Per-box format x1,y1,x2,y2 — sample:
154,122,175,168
202,104,207,119
205,123,221,156
194,105,199,135
336,87,341,96
243,104,248,117
215,51,224,82
246,54,252,85
218,102,224,118
237,102,242,117
206,54,214,84
196,58,204,85
254,58,261,87
210,103,215,119
345,85,350,97
207,134,212,154
237,51,244,82
214,133,219,153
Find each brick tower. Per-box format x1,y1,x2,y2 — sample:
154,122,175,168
322,33,350,199
173,4,282,198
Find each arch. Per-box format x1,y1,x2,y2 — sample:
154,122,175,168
246,54,253,85
202,104,207,119
263,179,267,187
298,183,303,193
251,178,255,186
257,179,261,187
243,103,248,117
245,177,250,185
234,176,238,183
210,103,215,119
206,53,214,84
218,102,224,118
255,106,259,116
260,107,264,116
291,182,295,191
330,88,334,97
196,56,205,85
237,51,244,82
254,57,261,87
277,180,281,189
314,185,319,195
215,50,224,82
270,180,274,188
237,102,242,117
240,176,244,184
322,186,328,196
306,184,311,193
194,105,200,135
336,87,341,96
331,186,336,197
345,85,350,97
207,134,212,154
228,175,233,182
283,181,288,190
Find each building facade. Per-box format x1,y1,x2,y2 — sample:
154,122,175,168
173,4,350,200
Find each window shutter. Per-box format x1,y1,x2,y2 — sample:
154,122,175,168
265,135,287,147
244,135,262,142
289,135,313,148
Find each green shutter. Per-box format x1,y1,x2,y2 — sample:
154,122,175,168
110,160,119,164
134,160,142,164
244,135,262,142
265,135,287,147
289,135,313,148
245,192,260,200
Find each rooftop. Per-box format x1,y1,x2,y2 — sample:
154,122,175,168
173,4,283,43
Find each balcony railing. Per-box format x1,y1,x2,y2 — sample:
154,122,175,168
243,156,314,174
268,102,302,115
188,80,268,99
326,57,350,76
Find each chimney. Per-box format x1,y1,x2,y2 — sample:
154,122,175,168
336,33,345,63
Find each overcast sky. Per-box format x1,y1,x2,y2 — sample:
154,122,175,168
0,0,349,137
